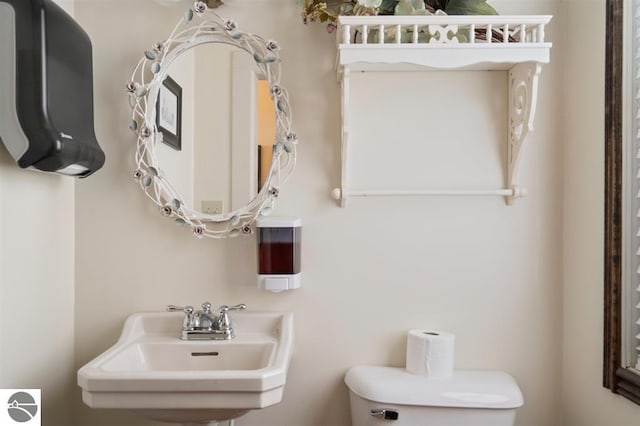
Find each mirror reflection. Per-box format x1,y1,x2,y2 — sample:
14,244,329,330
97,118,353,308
129,5,297,239
156,42,275,216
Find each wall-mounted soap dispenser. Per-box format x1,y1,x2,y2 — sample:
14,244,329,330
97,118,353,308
0,0,105,177
257,217,301,293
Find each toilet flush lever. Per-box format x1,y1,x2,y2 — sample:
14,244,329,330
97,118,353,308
370,409,399,420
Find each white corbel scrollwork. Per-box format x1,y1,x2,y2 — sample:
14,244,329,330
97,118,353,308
507,62,542,205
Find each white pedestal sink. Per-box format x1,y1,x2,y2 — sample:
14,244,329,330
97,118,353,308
77,311,293,424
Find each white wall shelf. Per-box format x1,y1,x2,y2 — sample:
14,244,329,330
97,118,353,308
332,15,552,207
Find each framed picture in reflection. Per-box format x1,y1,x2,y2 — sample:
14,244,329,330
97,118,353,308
156,75,182,151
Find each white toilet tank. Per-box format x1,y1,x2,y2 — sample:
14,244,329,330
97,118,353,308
345,366,523,426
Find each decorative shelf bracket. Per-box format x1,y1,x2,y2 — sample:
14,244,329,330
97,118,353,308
332,15,552,207
507,62,542,205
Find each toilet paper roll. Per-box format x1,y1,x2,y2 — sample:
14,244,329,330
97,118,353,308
405,329,455,378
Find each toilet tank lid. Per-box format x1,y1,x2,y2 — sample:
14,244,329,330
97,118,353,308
345,366,524,409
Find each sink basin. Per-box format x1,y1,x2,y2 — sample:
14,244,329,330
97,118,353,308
77,311,293,424
102,341,275,372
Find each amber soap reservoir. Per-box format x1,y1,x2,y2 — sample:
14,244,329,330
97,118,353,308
256,217,301,292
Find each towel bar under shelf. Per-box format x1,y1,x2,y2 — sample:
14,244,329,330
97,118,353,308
331,187,528,203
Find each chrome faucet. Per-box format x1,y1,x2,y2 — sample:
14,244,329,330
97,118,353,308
167,302,246,340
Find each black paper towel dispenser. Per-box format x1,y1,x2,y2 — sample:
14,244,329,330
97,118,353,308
0,0,104,177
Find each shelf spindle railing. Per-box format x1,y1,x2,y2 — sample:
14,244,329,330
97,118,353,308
337,15,549,47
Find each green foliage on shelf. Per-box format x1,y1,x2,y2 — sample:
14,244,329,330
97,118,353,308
298,0,498,27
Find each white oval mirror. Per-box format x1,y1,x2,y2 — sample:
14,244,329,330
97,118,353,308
127,2,297,239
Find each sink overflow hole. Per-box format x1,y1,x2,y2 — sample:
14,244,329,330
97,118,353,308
191,352,220,357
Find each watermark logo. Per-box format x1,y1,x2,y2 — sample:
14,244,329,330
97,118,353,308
0,390,40,425
7,392,37,422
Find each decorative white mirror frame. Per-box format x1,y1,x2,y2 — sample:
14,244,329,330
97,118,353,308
127,1,297,239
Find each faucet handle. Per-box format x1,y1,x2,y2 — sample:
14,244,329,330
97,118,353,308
216,304,246,332
167,305,194,313
167,305,195,330
218,303,247,313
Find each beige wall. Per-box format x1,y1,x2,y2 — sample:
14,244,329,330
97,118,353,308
561,0,640,424
73,1,566,425
0,0,630,425
0,2,76,426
